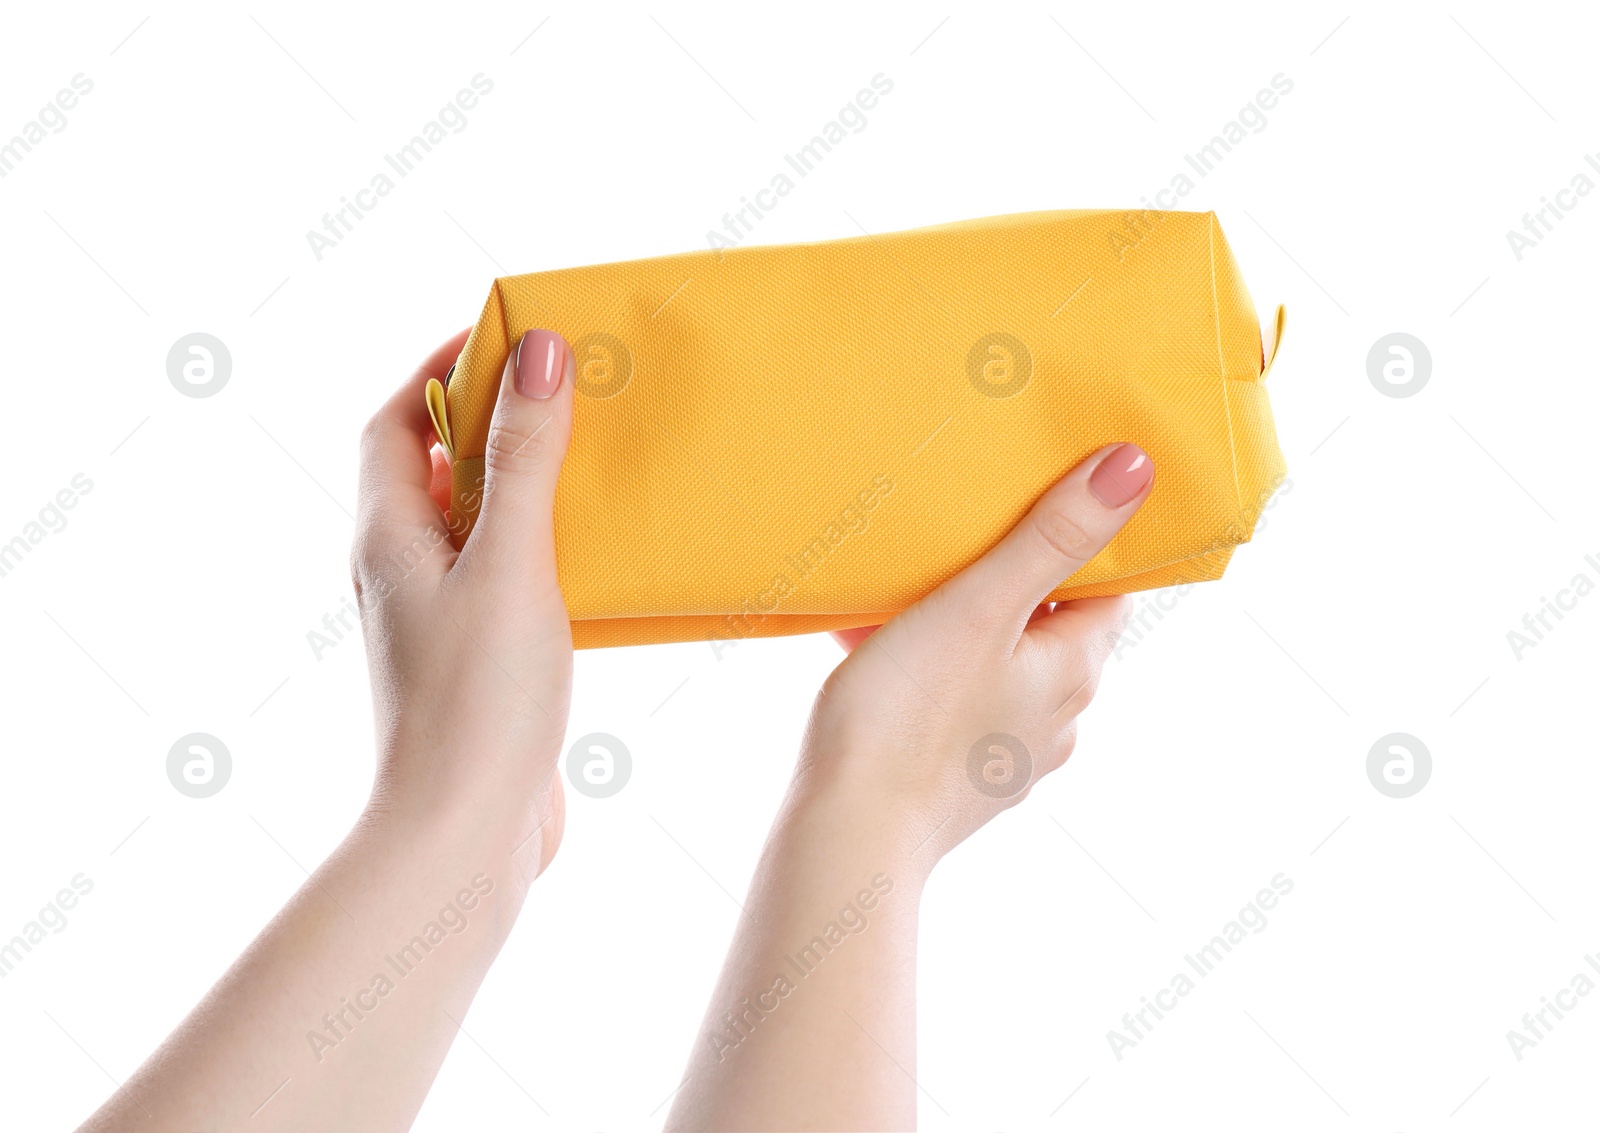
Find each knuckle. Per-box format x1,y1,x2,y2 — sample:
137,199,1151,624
484,416,555,475
349,543,379,606
349,530,403,605
349,534,389,597
350,530,378,580
1032,506,1095,565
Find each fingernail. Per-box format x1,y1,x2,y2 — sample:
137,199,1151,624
514,329,566,399
1088,443,1153,508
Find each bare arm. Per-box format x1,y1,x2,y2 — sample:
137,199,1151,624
670,785,927,1129
78,327,579,1131
668,442,1155,1131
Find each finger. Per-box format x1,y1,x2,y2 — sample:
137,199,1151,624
841,603,1048,653
1029,594,1131,713
427,444,452,514
457,328,576,584
830,624,880,653
354,328,469,574
1030,594,1130,657
939,442,1153,647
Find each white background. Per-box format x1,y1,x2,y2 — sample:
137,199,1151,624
1,1,1596,1129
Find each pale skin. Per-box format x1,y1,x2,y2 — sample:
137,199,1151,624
76,327,579,1131
74,329,1150,1132
665,443,1152,1132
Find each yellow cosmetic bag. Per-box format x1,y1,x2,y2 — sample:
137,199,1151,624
429,209,1287,650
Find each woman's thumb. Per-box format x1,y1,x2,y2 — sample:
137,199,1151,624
465,328,576,574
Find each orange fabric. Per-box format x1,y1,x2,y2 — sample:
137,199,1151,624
433,209,1287,649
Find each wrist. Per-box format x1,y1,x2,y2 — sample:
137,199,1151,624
777,765,940,894
358,775,552,906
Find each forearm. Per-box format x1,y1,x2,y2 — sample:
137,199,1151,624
668,780,931,1132
77,792,539,1132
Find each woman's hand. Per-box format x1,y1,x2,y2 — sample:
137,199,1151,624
799,441,1154,868
354,327,577,883
668,442,1152,1133
76,328,579,1133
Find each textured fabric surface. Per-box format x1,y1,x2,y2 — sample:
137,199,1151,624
433,209,1287,650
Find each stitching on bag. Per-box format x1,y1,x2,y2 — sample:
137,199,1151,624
1208,212,1245,520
